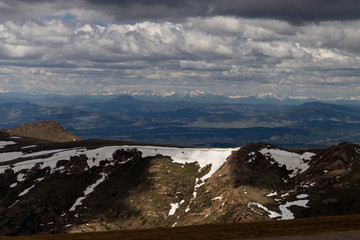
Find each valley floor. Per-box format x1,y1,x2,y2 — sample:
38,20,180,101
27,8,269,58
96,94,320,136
1,214,360,240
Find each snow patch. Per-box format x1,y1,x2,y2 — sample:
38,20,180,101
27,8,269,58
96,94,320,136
0,152,23,163
356,148,360,155
260,148,315,178
69,172,108,212
296,194,309,199
281,192,290,197
247,152,257,163
8,200,19,208
212,194,223,200
247,202,281,219
168,203,179,216
278,200,309,220
0,148,80,173
21,145,37,149
0,141,16,149
17,172,26,182
19,184,36,197
267,191,278,197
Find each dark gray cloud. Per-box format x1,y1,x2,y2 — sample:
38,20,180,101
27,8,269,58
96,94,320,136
86,0,360,23
1,0,360,23
211,0,360,23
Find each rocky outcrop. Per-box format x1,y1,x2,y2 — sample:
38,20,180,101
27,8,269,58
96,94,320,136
0,132,360,236
8,120,82,142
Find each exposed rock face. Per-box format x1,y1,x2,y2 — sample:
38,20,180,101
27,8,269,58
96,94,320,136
7,120,82,142
0,132,360,236
229,143,290,189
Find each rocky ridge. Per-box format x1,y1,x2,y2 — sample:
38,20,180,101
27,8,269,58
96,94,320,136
6,120,82,142
0,130,359,236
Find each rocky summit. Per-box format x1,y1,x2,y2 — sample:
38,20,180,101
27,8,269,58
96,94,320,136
0,130,359,236
5,120,82,143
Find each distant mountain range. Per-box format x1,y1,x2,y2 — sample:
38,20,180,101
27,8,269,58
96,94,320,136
105,90,360,105
2,90,360,105
0,125,360,236
0,92,360,148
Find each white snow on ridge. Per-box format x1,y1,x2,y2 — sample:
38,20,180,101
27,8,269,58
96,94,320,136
0,152,23,163
86,145,239,182
0,148,82,174
0,143,240,215
0,145,239,185
0,148,70,165
260,148,315,177
0,144,238,213
0,141,16,149
129,145,239,211
142,146,239,181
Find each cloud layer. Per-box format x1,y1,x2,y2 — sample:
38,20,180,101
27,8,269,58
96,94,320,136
2,0,360,23
0,1,360,98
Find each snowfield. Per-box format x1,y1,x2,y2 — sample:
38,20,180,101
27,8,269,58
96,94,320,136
0,145,240,184
260,148,315,177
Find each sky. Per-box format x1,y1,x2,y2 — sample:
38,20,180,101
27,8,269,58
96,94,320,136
0,0,360,99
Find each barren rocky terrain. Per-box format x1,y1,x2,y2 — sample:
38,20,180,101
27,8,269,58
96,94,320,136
0,121,360,236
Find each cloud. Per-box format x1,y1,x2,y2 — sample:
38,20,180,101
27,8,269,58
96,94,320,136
81,0,360,23
0,13,360,98
1,0,360,23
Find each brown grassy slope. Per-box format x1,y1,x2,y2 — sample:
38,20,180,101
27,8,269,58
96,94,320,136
2,214,360,240
7,120,82,142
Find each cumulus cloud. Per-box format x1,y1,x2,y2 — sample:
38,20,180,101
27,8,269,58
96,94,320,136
0,3,359,98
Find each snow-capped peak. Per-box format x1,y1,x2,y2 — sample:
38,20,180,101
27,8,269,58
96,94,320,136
257,92,286,101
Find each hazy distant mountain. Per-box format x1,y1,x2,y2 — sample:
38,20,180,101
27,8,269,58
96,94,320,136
119,89,231,103
0,93,360,148
2,91,360,105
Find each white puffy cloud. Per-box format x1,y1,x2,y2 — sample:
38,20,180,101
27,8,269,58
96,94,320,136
0,16,359,98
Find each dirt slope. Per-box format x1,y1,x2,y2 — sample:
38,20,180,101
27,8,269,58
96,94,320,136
7,120,82,142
